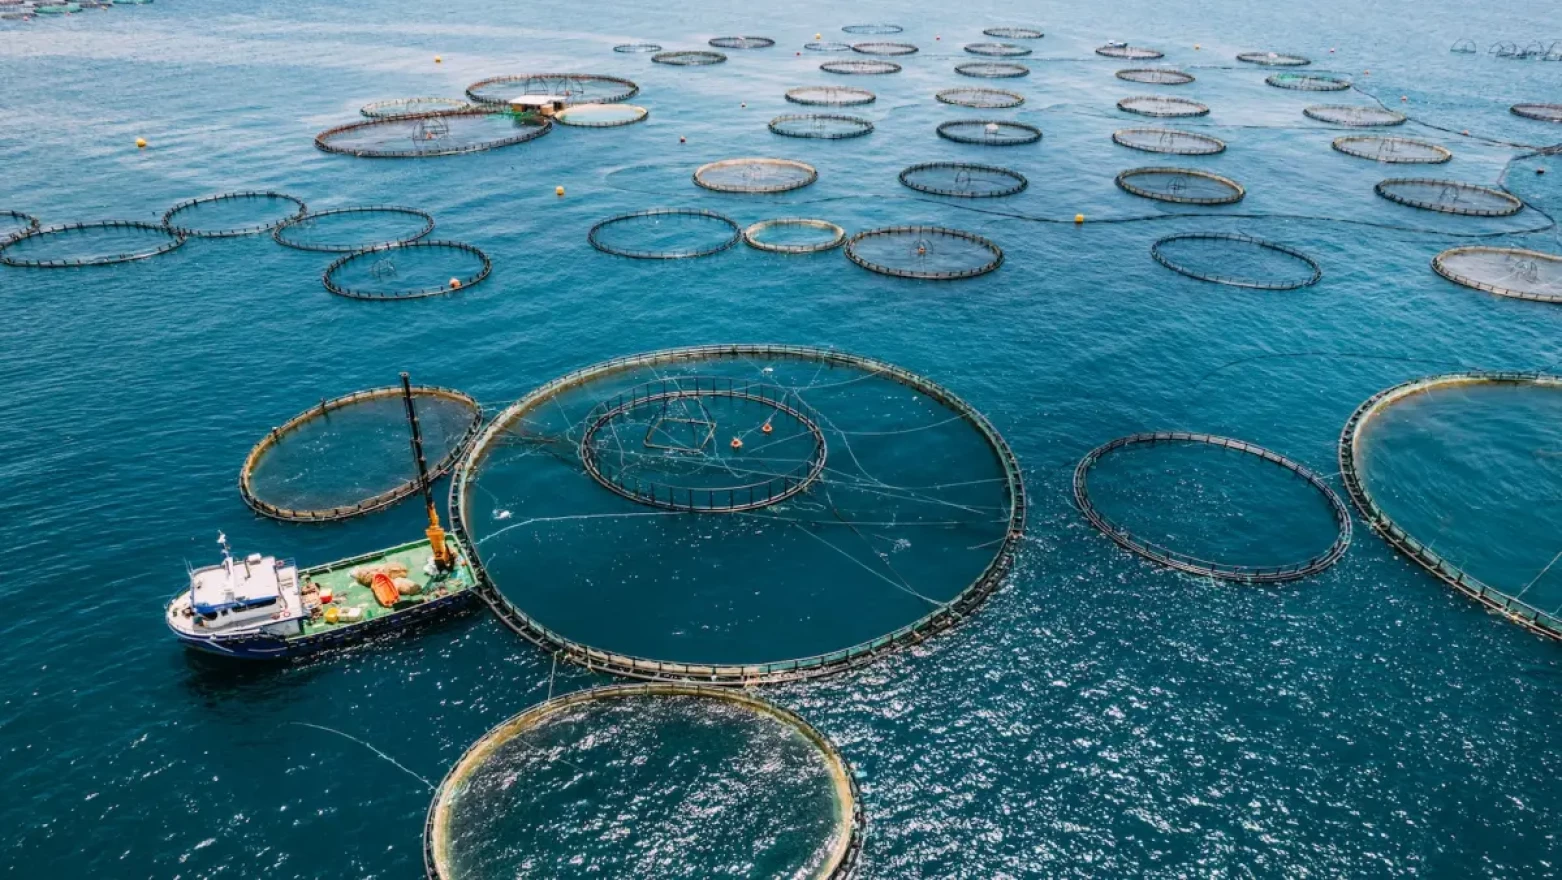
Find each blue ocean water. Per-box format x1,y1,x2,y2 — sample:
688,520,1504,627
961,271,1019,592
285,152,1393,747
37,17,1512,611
2,0,1561,875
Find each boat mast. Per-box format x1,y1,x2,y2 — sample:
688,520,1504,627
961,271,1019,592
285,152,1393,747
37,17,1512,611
402,373,453,570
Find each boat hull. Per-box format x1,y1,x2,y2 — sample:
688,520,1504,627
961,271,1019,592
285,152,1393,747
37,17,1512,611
171,588,478,660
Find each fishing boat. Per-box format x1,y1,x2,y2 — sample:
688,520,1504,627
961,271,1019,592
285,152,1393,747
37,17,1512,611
166,374,480,659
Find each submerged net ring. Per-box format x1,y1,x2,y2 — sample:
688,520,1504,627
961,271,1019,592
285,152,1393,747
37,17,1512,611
965,42,1031,57
361,97,472,118
1,210,41,243
842,23,902,35
554,103,649,127
587,209,742,259
694,157,818,193
161,191,307,238
322,241,491,300
314,111,551,158
464,73,640,106
1238,51,1311,66
709,35,774,49
1075,432,1352,583
1510,103,1562,123
1338,372,1562,641
1116,167,1245,205
1095,44,1163,60
1432,246,1562,303
768,113,874,139
983,27,1043,39
1117,95,1209,118
785,85,875,106
805,41,854,52
1116,68,1195,85
955,61,1029,78
936,119,1042,145
613,43,662,53
899,162,1028,198
742,218,847,253
424,685,864,880
1113,127,1226,155
0,221,184,268
1303,104,1407,127
936,87,1023,108
239,384,482,522
1374,179,1523,217
272,206,435,253
846,226,1003,279
851,41,918,56
1332,136,1452,164
1266,72,1351,91
1150,232,1322,290
652,50,727,66
821,59,901,75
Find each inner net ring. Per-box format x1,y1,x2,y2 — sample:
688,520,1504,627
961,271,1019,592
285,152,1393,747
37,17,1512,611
464,73,640,106
424,684,864,880
161,191,308,238
1117,95,1210,118
1374,178,1523,217
964,42,1032,57
1237,51,1311,66
1095,44,1164,60
954,62,1030,78
1510,103,1562,123
709,36,775,49
1432,246,1562,303
1331,136,1452,164
587,209,742,259
851,41,918,56
842,23,902,34
1,209,41,244
1303,104,1407,127
898,162,1029,198
321,240,491,300
1266,72,1351,91
0,220,185,268
314,110,551,158
1074,432,1352,583
1150,232,1323,290
613,43,662,53
805,41,855,52
768,113,874,139
821,59,901,75
360,97,472,118
1116,68,1195,85
785,86,876,106
935,87,1024,108
272,206,436,253
1112,127,1226,155
554,103,649,127
239,384,482,522
983,27,1043,39
693,158,818,193
935,119,1043,146
652,50,727,66
846,226,1004,280
1115,167,1246,205
742,218,848,254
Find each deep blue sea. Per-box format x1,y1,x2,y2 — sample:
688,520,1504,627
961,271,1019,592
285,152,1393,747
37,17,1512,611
2,0,1561,875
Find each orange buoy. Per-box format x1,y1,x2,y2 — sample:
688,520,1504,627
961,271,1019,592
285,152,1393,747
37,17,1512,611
761,422,774,434
555,185,565,196
730,437,743,450
449,277,462,290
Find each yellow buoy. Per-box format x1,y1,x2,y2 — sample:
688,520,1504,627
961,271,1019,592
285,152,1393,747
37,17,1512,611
814,33,821,39
435,55,442,63
555,185,565,196
135,137,147,149
1194,44,1201,50
449,277,462,290
1074,213,1085,224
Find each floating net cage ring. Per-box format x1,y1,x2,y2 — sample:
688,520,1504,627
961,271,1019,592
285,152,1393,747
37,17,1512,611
238,384,483,523
314,111,552,159
1332,136,1452,164
423,684,865,880
1117,95,1210,118
742,218,847,254
805,41,855,52
587,208,743,259
936,119,1043,146
898,162,1029,198
1374,179,1523,217
1237,51,1311,66
1337,372,1562,641
1,209,41,243
1073,432,1352,583
1303,105,1408,127
785,86,876,106
851,41,919,56
1150,232,1322,290
321,240,492,300
448,343,1028,684
954,62,1030,78
1510,104,1562,123
964,42,1032,57
464,73,641,106
1432,246,1562,304
842,23,902,35
613,43,662,53
652,50,728,66
935,87,1024,108
768,113,874,139
160,191,308,238
983,27,1044,39
1116,68,1196,85
1115,167,1246,205
361,97,473,118
845,226,1004,280
1112,127,1227,155
821,59,902,75
0,221,186,268
709,35,776,49
1266,72,1352,91
554,103,649,127
272,206,436,253
693,157,819,193
1095,45,1164,60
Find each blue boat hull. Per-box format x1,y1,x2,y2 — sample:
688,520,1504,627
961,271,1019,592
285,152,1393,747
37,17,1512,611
171,589,478,660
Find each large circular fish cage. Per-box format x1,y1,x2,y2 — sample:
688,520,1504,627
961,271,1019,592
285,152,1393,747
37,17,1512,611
1116,68,1195,85
742,218,847,254
709,35,774,49
899,162,1029,198
846,226,1004,279
1303,104,1407,127
851,41,918,56
321,241,491,300
1117,95,1209,118
1112,127,1226,155
768,113,874,139
554,103,649,127
361,97,473,118
652,50,727,66
0,220,184,268
936,119,1043,146
1074,432,1352,583
1266,72,1351,91
936,87,1023,108
1510,103,1562,123
1374,179,1523,217
612,43,662,53
424,685,862,880
464,73,640,106
1337,372,1562,640
314,111,551,158
1432,246,1562,303
964,42,1031,57
821,59,901,75
1,209,41,244
983,27,1043,39
1331,136,1452,164
1238,51,1310,66
805,41,855,52
1095,44,1163,60
1150,233,1322,290
239,384,482,522
954,61,1029,78
587,209,742,259
450,344,1027,684
272,206,436,253
693,157,818,193
785,85,875,106
161,191,307,238
1115,167,1246,205
842,23,902,35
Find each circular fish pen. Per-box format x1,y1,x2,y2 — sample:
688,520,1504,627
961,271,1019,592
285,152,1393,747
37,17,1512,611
424,685,862,880
161,191,307,238
964,42,1031,57
451,344,1026,683
936,87,1024,108
1116,68,1195,85
899,162,1028,198
1117,95,1209,118
612,43,662,53
1303,105,1407,127
314,111,551,158
322,241,491,300
936,119,1042,146
1074,432,1352,583
1266,72,1351,91
805,41,854,52
1096,44,1164,60
846,227,1003,279
742,218,847,254
1338,372,1562,640
821,59,901,75
1374,179,1523,217
554,103,648,127
1331,136,1452,164
1116,167,1245,204
851,41,918,56
1510,103,1562,123
693,158,818,193
1,209,41,243
361,97,472,118
983,27,1043,39
464,73,640,106
587,209,742,259
954,61,1029,78
785,85,875,106
1237,51,1311,66
768,114,874,139
272,206,435,253
842,23,902,35
1150,233,1322,290
1112,127,1226,155
239,384,482,522
652,50,727,66
709,35,774,49
0,220,184,268
1432,246,1562,303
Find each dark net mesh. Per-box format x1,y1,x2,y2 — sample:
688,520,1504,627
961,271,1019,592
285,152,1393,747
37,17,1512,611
1374,179,1523,216
785,85,875,106
465,73,639,105
1150,233,1322,290
846,227,1004,279
1112,127,1226,155
588,209,742,259
1115,167,1246,204
161,191,307,238
322,241,491,299
0,221,184,268
768,114,874,139
899,162,1029,198
1116,68,1195,85
315,112,551,158
1331,136,1452,163
935,87,1024,108
1303,105,1407,126
1117,95,1209,117
273,207,436,253
955,62,1030,78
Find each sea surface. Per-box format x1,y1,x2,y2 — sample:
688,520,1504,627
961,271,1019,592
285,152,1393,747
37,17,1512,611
2,0,1560,876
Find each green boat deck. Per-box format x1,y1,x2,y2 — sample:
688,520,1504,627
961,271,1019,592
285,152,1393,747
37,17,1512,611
295,539,476,638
